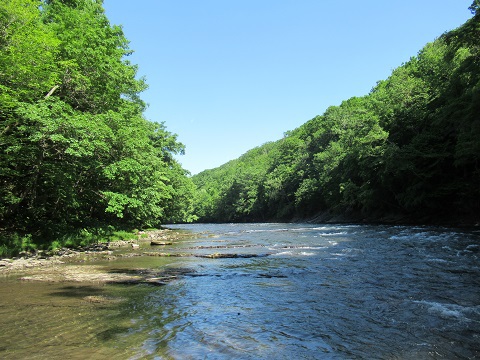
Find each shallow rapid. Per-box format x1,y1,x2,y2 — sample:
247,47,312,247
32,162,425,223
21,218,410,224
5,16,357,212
1,223,479,359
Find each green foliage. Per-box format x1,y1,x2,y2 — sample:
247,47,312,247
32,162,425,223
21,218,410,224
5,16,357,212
0,233,36,258
0,0,60,102
0,226,140,257
50,227,137,250
192,10,480,224
110,230,137,241
191,142,277,222
0,0,195,254
470,0,480,15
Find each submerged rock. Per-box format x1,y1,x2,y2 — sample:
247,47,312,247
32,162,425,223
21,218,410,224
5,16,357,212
142,252,191,257
150,240,173,246
83,295,125,304
196,253,271,259
18,264,192,286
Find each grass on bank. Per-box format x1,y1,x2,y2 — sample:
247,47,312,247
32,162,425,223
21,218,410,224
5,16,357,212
0,227,151,258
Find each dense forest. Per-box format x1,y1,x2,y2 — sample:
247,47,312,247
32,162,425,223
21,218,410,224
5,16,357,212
0,0,195,255
1,1,479,256
191,4,480,225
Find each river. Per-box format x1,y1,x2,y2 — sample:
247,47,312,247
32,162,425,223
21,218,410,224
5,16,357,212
1,223,479,359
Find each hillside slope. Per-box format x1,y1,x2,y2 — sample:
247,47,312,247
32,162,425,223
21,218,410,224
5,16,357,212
192,11,480,225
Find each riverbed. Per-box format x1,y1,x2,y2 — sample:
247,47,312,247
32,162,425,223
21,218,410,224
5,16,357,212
1,223,479,359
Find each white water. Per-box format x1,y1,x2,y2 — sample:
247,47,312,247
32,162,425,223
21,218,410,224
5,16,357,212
1,223,479,359
150,223,480,359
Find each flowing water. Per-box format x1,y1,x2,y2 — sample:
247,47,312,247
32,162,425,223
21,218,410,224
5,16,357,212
1,223,479,359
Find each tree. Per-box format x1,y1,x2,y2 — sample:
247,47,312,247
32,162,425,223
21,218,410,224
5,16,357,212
42,0,147,113
469,0,480,15
1,0,195,252
191,7,479,224
0,0,60,103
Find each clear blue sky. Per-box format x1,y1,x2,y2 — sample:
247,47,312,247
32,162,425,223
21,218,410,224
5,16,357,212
103,0,473,175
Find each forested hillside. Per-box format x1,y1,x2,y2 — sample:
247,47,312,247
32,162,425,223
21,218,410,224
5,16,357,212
192,6,480,225
1,1,479,257
0,0,195,255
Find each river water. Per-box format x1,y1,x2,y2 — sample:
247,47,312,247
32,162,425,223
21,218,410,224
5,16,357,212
1,223,479,359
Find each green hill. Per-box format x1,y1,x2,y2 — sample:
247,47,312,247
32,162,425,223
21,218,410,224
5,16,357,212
191,9,480,225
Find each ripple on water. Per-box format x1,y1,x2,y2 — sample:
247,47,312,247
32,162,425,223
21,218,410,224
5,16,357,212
2,223,480,359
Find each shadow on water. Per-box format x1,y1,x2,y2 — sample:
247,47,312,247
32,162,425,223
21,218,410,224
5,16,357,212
106,266,193,275
0,275,175,359
95,325,133,341
48,285,136,341
2,223,479,359
48,284,105,298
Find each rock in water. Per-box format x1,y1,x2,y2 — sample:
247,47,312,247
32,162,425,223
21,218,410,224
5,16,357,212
150,241,173,246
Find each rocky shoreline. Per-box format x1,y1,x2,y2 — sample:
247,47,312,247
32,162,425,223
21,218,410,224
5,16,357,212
0,229,271,285
0,229,193,285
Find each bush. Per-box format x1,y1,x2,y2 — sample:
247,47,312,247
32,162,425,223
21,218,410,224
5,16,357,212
0,233,37,258
0,226,141,258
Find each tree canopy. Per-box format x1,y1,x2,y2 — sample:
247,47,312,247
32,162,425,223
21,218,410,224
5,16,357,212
191,9,480,226
2,1,478,256
0,0,195,254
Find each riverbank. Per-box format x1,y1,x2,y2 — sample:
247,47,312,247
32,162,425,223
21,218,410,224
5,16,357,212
0,228,271,284
0,229,194,284
301,210,480,228
1,223,479,359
